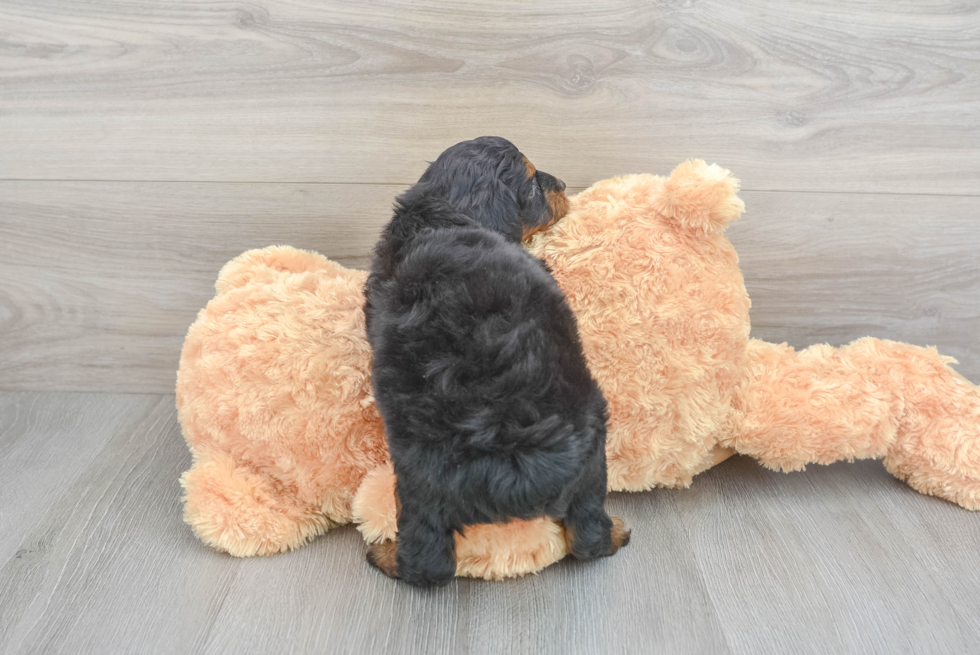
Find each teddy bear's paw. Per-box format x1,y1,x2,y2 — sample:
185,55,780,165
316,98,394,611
883,379,980,511
180,451,333,557
885,454,980,511
654,159,744,235
366,540,400,579
854,339,980,511
352,462,398,544
610,516,632,554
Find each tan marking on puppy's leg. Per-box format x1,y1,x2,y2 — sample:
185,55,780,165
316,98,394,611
610,516,631,554
521,155,536,178
394,475,402,522
562,522,576,558
366,540,399,578
366,475,402,578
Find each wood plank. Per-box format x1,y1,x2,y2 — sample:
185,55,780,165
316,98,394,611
1,0,978,193
0,393,244,653
0,392,158,562
0,180,403,393
3,391,980,653
0,392,726,655
672,455,980,652
729,191,980,381
2,182,977,393
198,492,729,655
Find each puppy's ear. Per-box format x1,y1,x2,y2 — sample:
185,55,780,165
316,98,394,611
448,176,523,243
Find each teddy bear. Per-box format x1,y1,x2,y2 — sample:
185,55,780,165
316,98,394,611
176,160,980,579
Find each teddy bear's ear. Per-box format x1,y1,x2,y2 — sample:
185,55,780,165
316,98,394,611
653,160,745,234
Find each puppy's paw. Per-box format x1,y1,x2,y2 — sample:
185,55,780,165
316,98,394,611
610,516,631,554
366,540,399,579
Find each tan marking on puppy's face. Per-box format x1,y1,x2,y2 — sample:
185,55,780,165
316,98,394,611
522,155,536,179
517,153,568,242
522,186,570,244
522,210,563,244
546,188,570,223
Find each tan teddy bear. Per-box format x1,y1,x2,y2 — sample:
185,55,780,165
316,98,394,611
177,161,980,579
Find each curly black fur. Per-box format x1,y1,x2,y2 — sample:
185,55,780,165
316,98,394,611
364,137,621,587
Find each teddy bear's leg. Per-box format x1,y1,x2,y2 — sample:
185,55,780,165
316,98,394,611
733,338,980,509
181,448,334,556
849,339,980,510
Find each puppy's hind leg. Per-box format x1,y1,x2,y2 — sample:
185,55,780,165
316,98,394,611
377,476,457,587
397,504,457,586
563,445,631,561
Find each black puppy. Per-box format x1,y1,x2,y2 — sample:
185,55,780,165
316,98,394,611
364,136,629,587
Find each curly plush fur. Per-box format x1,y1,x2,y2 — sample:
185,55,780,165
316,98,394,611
177,248,385,556
177,160,980,579
529,167,750,491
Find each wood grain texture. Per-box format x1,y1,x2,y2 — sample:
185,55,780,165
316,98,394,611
0,392,159,563
2,182,977,393
671,455,980,654
0,181,404,393
1,0,978,193
1,391,979,654
0,392,245,653
729,190,980,381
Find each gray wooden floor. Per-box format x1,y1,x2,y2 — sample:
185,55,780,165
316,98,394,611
2,390,979,655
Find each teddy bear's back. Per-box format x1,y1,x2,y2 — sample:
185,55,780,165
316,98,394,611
177,246,388,527
529,168,750,490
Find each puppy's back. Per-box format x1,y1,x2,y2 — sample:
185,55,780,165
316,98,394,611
372,225,593,411
368,225,603,511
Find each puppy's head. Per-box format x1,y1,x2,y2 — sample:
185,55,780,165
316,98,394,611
417,136,570,243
